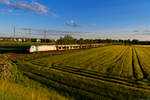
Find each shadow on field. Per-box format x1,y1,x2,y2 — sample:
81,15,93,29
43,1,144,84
0,46,28,54
26,75,108,100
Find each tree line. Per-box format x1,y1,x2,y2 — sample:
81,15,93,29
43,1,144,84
56,35,150,45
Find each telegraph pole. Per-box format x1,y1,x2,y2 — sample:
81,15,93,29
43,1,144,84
29,29,32,41
44,31,47,42
13,27,16,41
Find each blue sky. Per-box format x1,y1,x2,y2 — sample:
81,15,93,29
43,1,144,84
1,0,150,40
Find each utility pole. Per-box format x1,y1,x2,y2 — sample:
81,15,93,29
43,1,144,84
44,31,47,42
29,29,32,41
13,27,16,41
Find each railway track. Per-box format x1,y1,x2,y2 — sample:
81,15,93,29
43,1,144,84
7,49,80,58
6,44,114,58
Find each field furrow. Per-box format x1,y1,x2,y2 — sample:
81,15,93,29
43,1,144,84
120,47,133,78
135,47,150,80
132,48,144,80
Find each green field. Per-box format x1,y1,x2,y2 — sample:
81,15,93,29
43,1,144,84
13,45,150,100
0,56,72,100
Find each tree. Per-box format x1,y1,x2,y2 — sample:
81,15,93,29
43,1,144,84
132,39,139,44
56,35,76,44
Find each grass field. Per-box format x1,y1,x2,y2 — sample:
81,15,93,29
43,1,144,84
0,80,71,100
0,56,72,100
14,45,150,100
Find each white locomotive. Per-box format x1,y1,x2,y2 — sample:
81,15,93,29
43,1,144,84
28,44,107,53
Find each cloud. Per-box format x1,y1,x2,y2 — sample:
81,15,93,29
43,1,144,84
133,29,150,35
0,9,12,13
65,19,80,27
10,13,21,15
0,0,57,17
91,24,96,26
133,29,142,33
50,12,59,18
0,0,10,5
0,0,48,14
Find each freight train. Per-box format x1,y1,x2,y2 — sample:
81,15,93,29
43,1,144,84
27,44,111,53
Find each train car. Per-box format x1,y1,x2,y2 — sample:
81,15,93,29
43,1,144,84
28,45,81,53
57,45,80,51
28,44,112,53
29,45,57,53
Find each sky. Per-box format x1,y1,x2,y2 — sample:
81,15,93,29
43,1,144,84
1,0,150,40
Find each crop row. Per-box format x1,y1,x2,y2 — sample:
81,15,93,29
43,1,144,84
16,60,150,100
15,45,150,99
134,47,150,81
